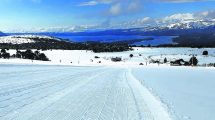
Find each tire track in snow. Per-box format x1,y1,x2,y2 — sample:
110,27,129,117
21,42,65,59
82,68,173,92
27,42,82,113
124,71,143,120
127,68,172,120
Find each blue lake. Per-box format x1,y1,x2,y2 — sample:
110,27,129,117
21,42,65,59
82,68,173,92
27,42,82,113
53,35,149,42
52,34,177,46
130,36,177,46
9,33,177,46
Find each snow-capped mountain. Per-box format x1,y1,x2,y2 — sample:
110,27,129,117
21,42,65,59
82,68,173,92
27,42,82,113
2,19,215,34
166,19,215,30
122,19,215,35
0,31,6,36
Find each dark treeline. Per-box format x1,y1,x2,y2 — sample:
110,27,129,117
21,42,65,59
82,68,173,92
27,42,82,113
172,33,215,47
157,33,215,48
0,49,49,61
0,37,131,53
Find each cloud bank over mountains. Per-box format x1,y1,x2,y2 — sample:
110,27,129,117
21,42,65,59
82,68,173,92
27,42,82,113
1,0,215,32
122,10,215,28
4,9,214,33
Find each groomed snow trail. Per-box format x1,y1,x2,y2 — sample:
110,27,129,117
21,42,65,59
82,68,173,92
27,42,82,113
0,65,172,120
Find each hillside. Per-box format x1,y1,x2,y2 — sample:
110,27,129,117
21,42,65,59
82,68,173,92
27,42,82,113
172,33,215,47
0,35,131,52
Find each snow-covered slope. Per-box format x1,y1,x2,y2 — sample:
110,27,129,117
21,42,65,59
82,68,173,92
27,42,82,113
0,65,172,120
0,36,35,44
0,35,60,44
166,19,215,29
132,67,215,120
0,63,214,120
112,18,215,33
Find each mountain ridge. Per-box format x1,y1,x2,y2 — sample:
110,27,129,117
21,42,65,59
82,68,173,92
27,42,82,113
0,31,6,36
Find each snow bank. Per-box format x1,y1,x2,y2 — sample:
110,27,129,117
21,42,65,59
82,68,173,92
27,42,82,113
132,66,215,120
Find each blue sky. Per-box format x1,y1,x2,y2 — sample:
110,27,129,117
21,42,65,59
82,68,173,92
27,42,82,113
0,0,215,32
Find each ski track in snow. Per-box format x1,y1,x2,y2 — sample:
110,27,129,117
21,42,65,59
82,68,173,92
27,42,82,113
0,65,172,120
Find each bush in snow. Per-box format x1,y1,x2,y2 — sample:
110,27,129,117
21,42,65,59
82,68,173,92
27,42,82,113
170,59,191,66
0,49,10,59
189,56,198,66
150,59,160,64
94,56,100,59
1,49,6,53
164,58,167,63
1,52,10,59
23,49,35,60
129,54,134,58
139,63,144,65
111,57,122,62
202,50,208,56
16,50,22,58
170,59,184,66
37,53,49,61
206,63,215,67
14,49,49,61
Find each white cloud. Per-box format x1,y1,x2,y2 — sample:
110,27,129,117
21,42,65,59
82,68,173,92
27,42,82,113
2,9,215,32
139,17,156,24
79,0,142,16
162,13,194,23
108,0,142,16
158,10,215,24
109,3,121,15
1,0,43,3
78,1,99,6
128,1,140,12
113,10,215,28
194,10,215,19
78,0,116,6
158,0,209,3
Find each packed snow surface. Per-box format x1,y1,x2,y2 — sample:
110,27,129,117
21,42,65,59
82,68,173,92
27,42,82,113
132,66,215,120
0,65,171,120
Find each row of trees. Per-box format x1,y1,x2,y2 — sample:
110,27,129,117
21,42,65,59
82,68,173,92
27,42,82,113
0,49,49,61
15,49,49,61
0,49,10,59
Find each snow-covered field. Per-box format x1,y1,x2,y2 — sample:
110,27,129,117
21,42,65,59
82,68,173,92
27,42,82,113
0,64,214,120
132,66,215,120
0,48,215,120
0,65,172,120
1,48,215,66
